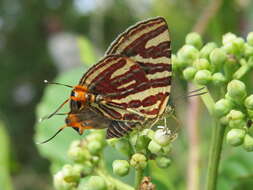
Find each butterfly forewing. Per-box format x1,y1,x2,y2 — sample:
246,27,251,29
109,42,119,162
79,17,171,130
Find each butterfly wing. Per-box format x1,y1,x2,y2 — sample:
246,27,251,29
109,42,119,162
105,17,172,117
78,17,171,137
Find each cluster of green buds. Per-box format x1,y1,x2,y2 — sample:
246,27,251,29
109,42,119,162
108,127,176,177
53,131,108,190
53,126,176,190
173,31,253,152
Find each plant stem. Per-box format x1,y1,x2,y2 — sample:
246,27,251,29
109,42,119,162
135,168,144,190
205,122,225,190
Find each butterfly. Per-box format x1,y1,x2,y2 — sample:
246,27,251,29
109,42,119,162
40,17,172,143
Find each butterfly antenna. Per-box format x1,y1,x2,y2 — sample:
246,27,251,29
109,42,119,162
40,98,70,121
39,112,68,122
188,87,205,95
186,91,207,98
44,80,73,88
36,126,67,144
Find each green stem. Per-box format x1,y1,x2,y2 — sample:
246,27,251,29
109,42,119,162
205,122,226,190
96,169,134,190
135,168,144,190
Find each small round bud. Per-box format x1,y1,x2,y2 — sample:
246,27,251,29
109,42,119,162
88,176,107,190
172,54,188,69
209,48,227,67
227,110,246,128
153,129,172,146
141,129,155,139
87,141,103,155
193,58,210,70
245,95,253,110
220,116,229,126
54,170,76,190
200,42,217,58
185,32,203,49
214,99,232,118
61,164,80,183
194,70,212,85
162,144,172,154
87,132,104,143
91,156,100,165
222,33,237,45
226,129,246,146
148,140,162,154
227,80,247,101
155,156,171,168
183,66,197,81
82,161,94,175
178,45,199,63
244,43,253,57
222,43,235,54
247,32,253,46
68,142,91,163
130,153,147,170
136,135,151,152
212,73,226,85
112,160,130,176
243,134,253,152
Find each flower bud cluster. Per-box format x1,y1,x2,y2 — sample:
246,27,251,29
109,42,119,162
173,32,253,86
213,80,253,151
53,131,107,190
108,127,175,177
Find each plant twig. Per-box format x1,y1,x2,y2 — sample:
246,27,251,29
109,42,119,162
205,122,225,190
192,0,223,35
135,169,144,190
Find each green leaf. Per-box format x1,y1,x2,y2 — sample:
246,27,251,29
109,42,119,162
0,121,13,190
34,67,88,173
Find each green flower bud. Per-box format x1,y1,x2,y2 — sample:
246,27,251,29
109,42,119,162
172,54,188,70
222,43,235,54
54,171,76,190
148,140,162,154
200,42,217,58
220,116,229,126
247,32,253,46
91,156,100,165
243,134,253,152
244,43,253,57
112,160,130,176
212,73,226,85
72,164,85,174
155,156,171,168
115,138,132,156
130,153,147,170
87,141,103,155
226,128,246,146
245,95,253,110
82,161,94,175
178,45,199,63
162,144,172,154
222,33,237,45
185,32,203,49
153,129,172,146
227,80,247,101
214,99,232,117
183,66,197,81
141,129,155,139
247,110,253,119
194,70,212,85
209,48,227,68
227,110,246,128
193,58,210,70
87,131,105,144
68,141,91,163
135,135,151,153
88,176,107,190
61,164,80,183
233,37,245,54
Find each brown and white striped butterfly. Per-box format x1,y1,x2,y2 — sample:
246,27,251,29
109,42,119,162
40,17,171,143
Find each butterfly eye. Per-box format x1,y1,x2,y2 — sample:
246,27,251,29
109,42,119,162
76,101,82,109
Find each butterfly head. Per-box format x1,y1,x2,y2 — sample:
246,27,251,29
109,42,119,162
70,85,92,111
65,113,84,135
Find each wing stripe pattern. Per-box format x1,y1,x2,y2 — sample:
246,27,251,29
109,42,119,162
80,17,171,125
